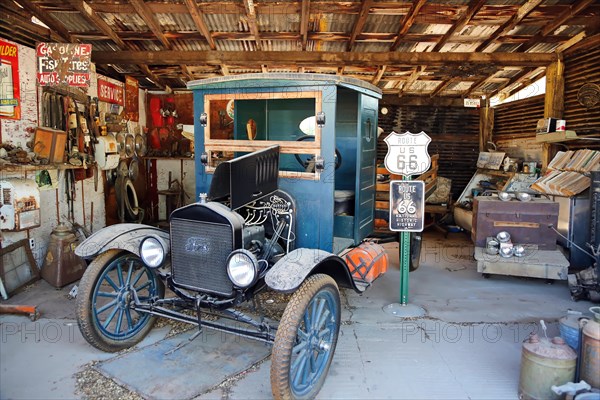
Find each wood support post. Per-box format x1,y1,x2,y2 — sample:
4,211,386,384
542,58,565,168
479,98,494,152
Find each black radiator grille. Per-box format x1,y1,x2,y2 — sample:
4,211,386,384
170,218,234,296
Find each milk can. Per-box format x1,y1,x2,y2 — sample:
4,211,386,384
580,308,600,389
41,224,87,288
519,334,577,400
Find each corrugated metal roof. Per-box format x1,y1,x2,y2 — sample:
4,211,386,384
156,13,196,32
50,12,95,32
363,15,401,34
100,12,148,32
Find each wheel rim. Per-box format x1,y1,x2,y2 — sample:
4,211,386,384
92,255,158,340
289,289,338,397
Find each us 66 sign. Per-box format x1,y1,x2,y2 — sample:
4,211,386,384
384,131,431,177
390,180,425,232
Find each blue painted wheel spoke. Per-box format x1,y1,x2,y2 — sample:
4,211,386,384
125,307,134,330
317,309,331,331
125,260,134,286
293,341,308,354
115,309,124,333
317,328,331,341
103,275,120,291
297,328,309,341
131,269,145,287
97,291,118,298
116,263,124,286
314,299,326,327
292,352,309,387
102,305,120,329
96,299,118,314
135,280,152,292
303,313,311,332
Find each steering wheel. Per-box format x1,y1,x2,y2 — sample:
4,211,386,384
294,135,342,171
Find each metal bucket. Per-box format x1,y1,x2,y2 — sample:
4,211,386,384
559,314,582,351
519,334,577,400
580,315,600,389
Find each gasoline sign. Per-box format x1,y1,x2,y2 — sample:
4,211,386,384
384,131,431,176
389,180,425,232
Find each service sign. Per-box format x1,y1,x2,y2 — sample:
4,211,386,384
98,78,124,105
36,43,91,87
0,39,20,120
384,131,431,177
389,180,425,232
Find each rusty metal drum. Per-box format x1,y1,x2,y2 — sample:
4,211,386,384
580,309,600,389
519,334,577,400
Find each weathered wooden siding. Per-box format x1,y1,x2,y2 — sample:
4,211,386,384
493,94,545,140
377,105,479,199
564,46,600,142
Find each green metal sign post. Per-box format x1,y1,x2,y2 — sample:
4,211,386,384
399,175,411,305
383,131,430,317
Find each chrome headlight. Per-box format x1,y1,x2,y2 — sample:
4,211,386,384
226,249,258,288
139,236,166,268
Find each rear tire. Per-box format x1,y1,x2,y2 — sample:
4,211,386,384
76,250,164,352
271,274,341,400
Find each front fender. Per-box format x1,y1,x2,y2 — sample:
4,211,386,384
265,248,362,294
75,223,170,258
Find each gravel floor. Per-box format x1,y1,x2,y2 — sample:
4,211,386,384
74,288,294,399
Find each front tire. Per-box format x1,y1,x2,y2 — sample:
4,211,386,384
271,274,341,400
76,250,164,352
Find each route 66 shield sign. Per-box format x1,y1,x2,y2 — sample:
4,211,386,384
384,131,431,176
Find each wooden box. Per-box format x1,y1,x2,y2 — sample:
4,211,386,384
33,127,67,163
472,197,559,250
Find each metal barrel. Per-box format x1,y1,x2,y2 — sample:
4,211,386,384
580,318,600,389
519,335,577,400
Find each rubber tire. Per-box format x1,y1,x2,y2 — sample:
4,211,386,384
409,233,422,272
271,274,341,400
76,250,164,352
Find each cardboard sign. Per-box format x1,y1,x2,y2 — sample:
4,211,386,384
0,39,20,119
389,180,425,232
98,78,124,105
36,43,91,87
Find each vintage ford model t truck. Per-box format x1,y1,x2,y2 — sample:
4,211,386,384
75,74,389,399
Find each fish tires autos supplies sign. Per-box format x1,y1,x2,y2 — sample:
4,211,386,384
98,78,124,105
384,131,431,177
36,43,91,87
0,39,20,119
390,180,425,232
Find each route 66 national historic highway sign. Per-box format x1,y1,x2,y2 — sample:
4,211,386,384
384,131,432,177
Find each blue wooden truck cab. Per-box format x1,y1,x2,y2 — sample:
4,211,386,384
187,73,382,254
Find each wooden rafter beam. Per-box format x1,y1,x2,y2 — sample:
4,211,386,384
398,66,425,96
488,67,539,99
243,0,262,51
390,0,427,51
92,50,558,67
184,0,216,50
0,3,64,42
371,65,387,85
14,0,73,42
519,0,595,52
300,0,310,50
564,33,600,55
430,79,456,98
70,31,573,45
464,76,491,97
432,0,486,52
475,0,543,52
67,0,166,89
67,0,126,48
221,65,230,75
130,0,172,49
347,0,374,51
555,31,587,53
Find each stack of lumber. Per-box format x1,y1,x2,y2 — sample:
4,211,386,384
531,150,599,196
